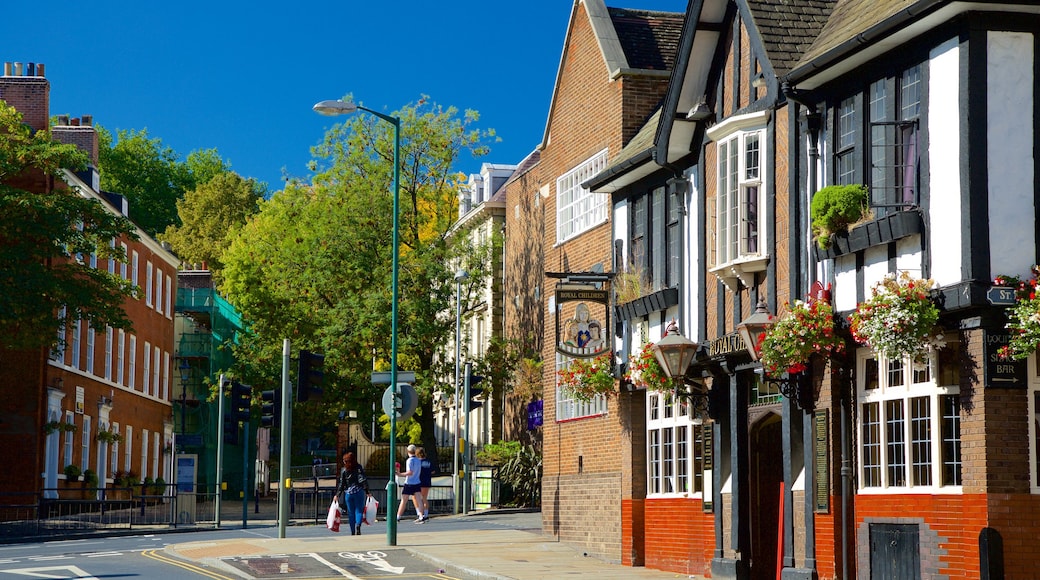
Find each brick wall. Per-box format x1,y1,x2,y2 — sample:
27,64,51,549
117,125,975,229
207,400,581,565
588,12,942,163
640,497,714,575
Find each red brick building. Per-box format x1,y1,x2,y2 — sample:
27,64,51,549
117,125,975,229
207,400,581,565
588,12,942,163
0,62,178,502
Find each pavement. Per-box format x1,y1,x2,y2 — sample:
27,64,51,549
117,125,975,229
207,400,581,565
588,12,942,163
166,509,700,580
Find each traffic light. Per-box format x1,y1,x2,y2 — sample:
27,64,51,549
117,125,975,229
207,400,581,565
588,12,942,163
231,381,251,422
466,365,485,412
260,389,281,429
297,350,325,402
222,414,238,445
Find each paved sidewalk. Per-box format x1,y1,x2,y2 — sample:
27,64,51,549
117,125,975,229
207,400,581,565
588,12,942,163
167,512,702,580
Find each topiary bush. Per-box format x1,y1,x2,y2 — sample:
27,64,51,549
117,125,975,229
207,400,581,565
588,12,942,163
811,184,869,249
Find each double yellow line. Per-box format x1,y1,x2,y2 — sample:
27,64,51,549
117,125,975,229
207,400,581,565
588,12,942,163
141,549,235,580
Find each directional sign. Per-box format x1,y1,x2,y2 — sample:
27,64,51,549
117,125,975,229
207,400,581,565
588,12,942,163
987,285,1017,306
370,371,415,384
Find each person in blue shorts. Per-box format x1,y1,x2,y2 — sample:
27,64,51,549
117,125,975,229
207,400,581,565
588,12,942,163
417,446,433,520
395,445,427,523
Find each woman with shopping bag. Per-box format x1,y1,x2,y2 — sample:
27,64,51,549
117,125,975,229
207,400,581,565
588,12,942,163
336,451,371,535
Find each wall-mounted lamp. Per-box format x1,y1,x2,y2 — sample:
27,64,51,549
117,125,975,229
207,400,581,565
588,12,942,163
652,321,711,420
687,99,713,122
736,301,773,361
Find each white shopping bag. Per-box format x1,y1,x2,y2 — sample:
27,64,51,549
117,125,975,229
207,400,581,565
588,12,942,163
325,499,341,532
363,495,379,525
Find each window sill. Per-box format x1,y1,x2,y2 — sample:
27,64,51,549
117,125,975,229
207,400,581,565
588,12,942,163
813,209,923,260
709,256,769,291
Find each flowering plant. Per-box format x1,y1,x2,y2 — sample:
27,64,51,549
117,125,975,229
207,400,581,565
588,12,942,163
557,354,615,402
849,272,940,362
625,342,674,392
760,299,845,375
995,266,1040,360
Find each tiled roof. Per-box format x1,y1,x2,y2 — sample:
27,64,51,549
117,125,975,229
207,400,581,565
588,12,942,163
608,7,685,71
795,0,913,67
746,0,836,76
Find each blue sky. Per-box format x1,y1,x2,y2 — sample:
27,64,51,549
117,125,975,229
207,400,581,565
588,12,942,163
3,1,683,192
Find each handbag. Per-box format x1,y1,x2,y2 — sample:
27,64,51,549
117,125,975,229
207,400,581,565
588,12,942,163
363,495,379,525
325,499,341,532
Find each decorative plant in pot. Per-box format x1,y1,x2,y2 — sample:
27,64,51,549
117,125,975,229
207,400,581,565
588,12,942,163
556,353,616,402
994,266,1040,360
82,469,99,488
760,299,845,376
849,271,942,363
810,184,870,250
43,421,76,435
96,428,124,444
625,342,675,393
63,463,81,482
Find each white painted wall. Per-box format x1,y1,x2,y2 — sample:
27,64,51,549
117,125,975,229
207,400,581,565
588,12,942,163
928,38,964,286
988,31,1036,279
834,254,858,312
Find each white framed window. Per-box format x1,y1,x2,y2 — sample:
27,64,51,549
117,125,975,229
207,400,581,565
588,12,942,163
153,347,161,397
124,426,133,473
556,149,609,243
81,415,91,471
152,436,160,482
647,390,709,496
117,330,125,385
104,326,113,380
554,352,609,420
128,335,137,390
142,341,151,395
89,249,97,270
145,261,153,307
141,429,149,480
85,328,95,375
63,411,75,470
108,239,116,275
110,423,120,479
120,243,128,279
713,129,765,266
131,251,139,285
53,306,66,363
71,319,82,369
856,344,961,493
165,275,173,318
162,351,170,401
154,267,163,314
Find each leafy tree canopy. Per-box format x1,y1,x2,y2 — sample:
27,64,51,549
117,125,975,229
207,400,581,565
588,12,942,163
0,102,139,352
221,97,497,456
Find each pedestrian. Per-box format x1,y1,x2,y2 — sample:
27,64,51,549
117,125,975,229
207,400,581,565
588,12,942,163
336,451,371,536
417,447,433,520
395,444,427,523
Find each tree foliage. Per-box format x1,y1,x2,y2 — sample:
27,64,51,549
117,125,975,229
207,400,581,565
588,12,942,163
0,102,139,352
161,171,265,278
221,97,496,458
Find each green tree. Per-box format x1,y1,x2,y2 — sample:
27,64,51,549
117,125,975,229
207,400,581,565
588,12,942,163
221,97,496,464
161,171,265,278
0,102,139,352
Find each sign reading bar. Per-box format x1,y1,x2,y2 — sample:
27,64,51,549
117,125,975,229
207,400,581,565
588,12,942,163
984,331,1026,388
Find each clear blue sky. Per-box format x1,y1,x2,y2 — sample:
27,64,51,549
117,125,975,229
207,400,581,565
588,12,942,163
3,1,682,192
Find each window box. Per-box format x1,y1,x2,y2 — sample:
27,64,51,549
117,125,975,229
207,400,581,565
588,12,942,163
813,210,923,261
615,288,679,321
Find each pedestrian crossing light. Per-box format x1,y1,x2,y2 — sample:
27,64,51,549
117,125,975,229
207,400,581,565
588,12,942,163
467,368,485,412
297,350,325,402
260,389,281,429
231,381,251,422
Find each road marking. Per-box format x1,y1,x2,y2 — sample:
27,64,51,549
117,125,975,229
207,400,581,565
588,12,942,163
336,550,405,574
141,550,235,580
26,556,70,562
0,564,98,579
83,552,122,558
298,553,362,578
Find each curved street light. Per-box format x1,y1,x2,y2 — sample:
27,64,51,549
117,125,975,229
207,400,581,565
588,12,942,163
314,98,402,545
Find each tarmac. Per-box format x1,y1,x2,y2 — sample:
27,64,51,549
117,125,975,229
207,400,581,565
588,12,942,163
166,508,702,580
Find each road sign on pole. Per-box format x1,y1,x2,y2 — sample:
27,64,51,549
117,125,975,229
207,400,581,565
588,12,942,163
371,371,415,384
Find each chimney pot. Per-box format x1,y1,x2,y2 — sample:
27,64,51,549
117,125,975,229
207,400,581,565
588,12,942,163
13,62,22,76
82,115,92,126
27,63,35,76
71,118,80,126
37,63,44,77
3,62,10,76
57,115,69,126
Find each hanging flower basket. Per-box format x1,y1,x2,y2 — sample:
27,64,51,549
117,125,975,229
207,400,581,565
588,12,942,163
760,299,845,376
557,353,616,402
625,342,675,393
96,429,124,444
43,421,76,435
995,266,1040,360
849,272,941,362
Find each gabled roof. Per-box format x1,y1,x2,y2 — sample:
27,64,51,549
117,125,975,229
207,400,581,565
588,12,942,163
540,0,684,150
745,0,834,77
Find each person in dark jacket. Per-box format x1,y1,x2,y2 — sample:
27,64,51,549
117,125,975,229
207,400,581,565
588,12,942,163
336,451,370,535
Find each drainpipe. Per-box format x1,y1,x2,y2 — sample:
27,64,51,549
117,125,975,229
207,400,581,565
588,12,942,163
782,82,823,287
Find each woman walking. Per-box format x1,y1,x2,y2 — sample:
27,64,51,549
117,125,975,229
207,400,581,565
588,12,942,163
336,451,370,535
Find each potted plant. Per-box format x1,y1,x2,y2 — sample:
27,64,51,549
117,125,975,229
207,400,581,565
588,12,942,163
82,469,99,489
556,353,616,402
810,184,870,250
43,421,76,435
849,272,942,363
63,463,81,482
760,299,845,376
96,429,124,444
625,342,675,393
994,266,1040,360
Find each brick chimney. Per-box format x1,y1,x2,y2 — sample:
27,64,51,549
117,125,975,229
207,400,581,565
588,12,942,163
52,115,100,169
0,61,49,132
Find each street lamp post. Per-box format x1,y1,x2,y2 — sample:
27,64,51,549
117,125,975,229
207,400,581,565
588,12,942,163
314,98,402,546
452,269,468,514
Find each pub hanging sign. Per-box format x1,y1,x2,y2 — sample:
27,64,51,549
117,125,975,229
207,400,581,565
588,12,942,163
555,284,611,359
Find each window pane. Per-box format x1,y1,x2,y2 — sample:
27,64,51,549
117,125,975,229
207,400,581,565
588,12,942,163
649,430,661,494
910,396,932,486
885,399,906,486
652,186,665,290
941,394,962,486
678,425,689,494
865,358,879,390
745,134,760,180
862,402,882,487
663,427,674,493
888,359,905,388
743,185,758,254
